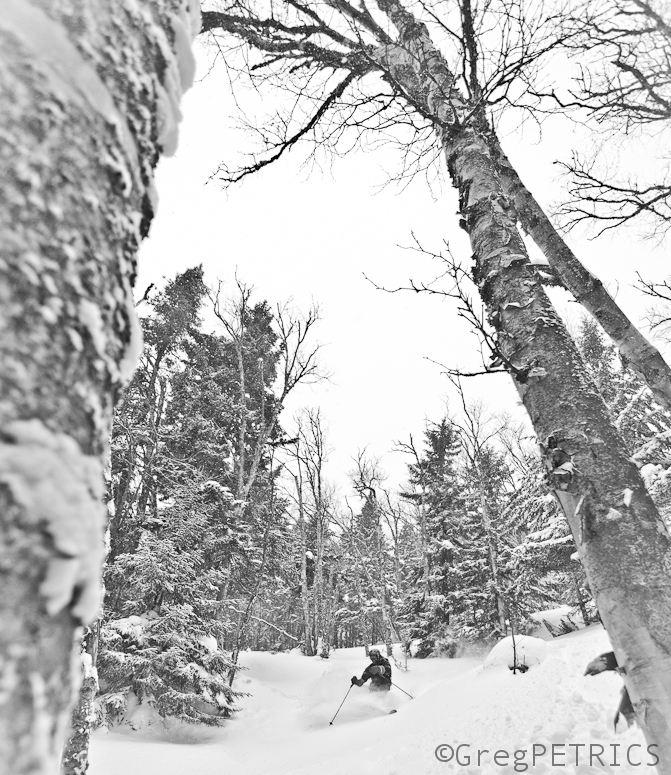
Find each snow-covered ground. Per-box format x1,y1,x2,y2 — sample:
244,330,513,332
89,626,658,775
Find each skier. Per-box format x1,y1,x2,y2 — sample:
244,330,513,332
351,648,392,693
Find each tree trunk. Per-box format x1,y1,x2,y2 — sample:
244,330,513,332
59,659,97,775
0,2,199,772
228,500,275,684
298,492,315,655
60,626,99,775
487,135,671,412
375,2,671,760
313,509,325,653
571,569,591,627
353,559,367,646
418,497,431,595
320,565,337,657
135,374,168,523
477,476,507,636
235,339,248,502
446,121,671,769
376,524,393,655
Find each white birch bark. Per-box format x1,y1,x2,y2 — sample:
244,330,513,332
0,2,199,772
447,124,671,772
486,135,671,412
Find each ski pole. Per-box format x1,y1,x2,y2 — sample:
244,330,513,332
329,684,353,725
391,681,413,699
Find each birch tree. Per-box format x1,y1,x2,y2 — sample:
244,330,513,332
0,2,199,772
201,0,671,761
287,408,337,656
200,0,671,412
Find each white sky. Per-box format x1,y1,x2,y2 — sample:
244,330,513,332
137,42,669,494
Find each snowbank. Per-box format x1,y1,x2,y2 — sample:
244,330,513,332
530,605,586,640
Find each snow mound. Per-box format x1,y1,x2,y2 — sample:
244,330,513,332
484,635,547,670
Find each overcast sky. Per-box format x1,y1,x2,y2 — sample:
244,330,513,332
137,42,669,494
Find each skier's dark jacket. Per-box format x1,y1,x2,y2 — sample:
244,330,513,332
354,655,392,692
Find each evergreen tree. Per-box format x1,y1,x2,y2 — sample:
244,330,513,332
500,448,592,633
452,446,510,641
100,269,243,726
576,317,671,456
98,482,240,726
398,418,466,655
108,266,207,566
99,274,313,726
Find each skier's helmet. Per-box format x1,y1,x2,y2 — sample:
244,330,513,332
369,648,381,659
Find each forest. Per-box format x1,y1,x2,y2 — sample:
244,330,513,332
94,265,671,716
3,0,671,774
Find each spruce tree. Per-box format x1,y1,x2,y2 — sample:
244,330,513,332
399,419,466,655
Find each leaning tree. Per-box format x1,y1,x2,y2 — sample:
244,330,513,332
201,0,671,763
0,1,199,772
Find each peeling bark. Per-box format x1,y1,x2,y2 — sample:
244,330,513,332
487,135,671,412
0,1,199,772
446,122,671,769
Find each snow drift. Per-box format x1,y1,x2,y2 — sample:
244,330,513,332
90,625,658,775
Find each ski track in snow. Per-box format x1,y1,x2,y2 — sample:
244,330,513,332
89,627,656,775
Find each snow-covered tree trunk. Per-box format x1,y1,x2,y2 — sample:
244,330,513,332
320,564,337,657
376,524,393,655
135,374,168,522
571,569,591,626
297,484,315,655
313,508,325,654
60,627,98,775
476,476,507,636
0,2,199,772
60,658,97,775
374,0,671,762
420,504,431,596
